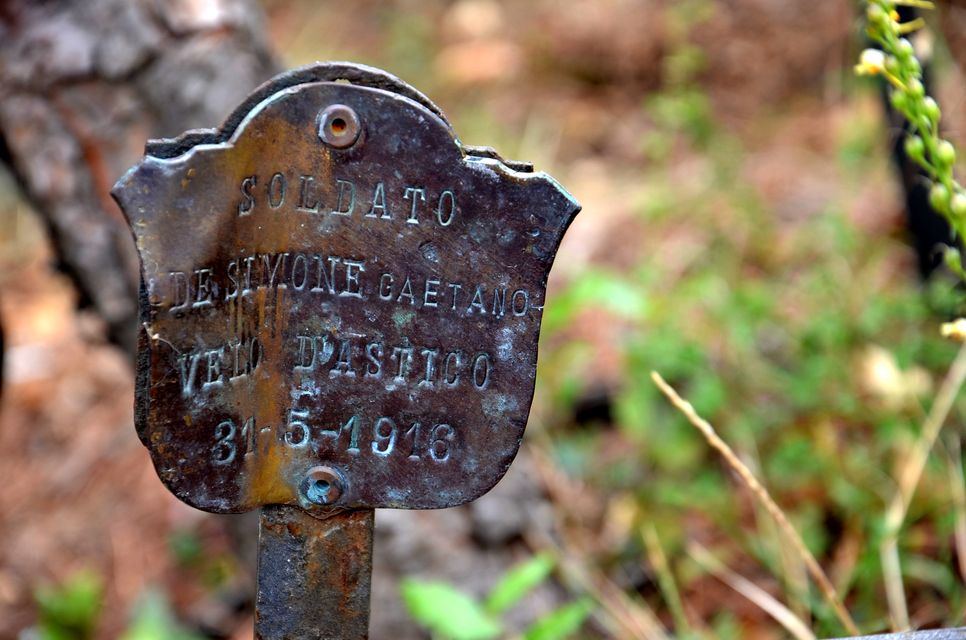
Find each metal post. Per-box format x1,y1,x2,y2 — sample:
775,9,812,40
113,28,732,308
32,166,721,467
255,506,375,639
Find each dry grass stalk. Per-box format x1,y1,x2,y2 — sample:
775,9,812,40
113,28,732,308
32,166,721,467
744,442,811,622
880,341,966,630
944,435,966,587
889,343,966,518
534,529,670,640
879,541,907,632
531,528,669,640
687,541,817,640
651,371,860,636
527,443,671,640
641,523,692,636
829,523,862,603
776,517,811,623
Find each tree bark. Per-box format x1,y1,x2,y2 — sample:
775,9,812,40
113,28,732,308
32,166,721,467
0,0,278,353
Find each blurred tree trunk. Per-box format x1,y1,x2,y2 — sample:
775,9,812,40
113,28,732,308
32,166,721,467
941,1,966,74
0,0,278,353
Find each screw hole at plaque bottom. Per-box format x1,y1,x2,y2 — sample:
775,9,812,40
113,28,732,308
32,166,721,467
307,479,331,503
300,466,344,507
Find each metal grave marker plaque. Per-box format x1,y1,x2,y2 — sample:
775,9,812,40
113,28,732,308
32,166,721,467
113,62,580,638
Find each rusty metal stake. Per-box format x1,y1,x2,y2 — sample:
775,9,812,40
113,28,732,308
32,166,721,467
255,507,374,639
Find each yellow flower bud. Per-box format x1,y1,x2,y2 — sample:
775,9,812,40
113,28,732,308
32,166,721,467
942,318,966,342
855,49,886,76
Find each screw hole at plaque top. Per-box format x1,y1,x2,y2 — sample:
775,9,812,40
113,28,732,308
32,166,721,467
318,104,361,149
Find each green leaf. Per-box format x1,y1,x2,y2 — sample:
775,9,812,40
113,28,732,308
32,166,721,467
485,552,555,615
34,570,103,639
523,598,594,640
542,270,648,335
400,579,502,640
168,529,204,568
120,590,203,640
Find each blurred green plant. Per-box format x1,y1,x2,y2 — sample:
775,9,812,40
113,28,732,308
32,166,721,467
400,552,592,640
533,1,966,632
542,172,964,635
858,0,966,275
169,528,204,569
642,0,715,160
26,572,201,640
32,571,102,640
120,590,203,640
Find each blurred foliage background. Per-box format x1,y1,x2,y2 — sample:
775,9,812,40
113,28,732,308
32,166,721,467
4,0,966,638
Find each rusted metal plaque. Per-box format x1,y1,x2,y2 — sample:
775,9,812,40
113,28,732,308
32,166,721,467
113,62,580,514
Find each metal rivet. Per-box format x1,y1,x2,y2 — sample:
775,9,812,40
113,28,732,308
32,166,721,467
300,466,344,506
318,104,361,149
